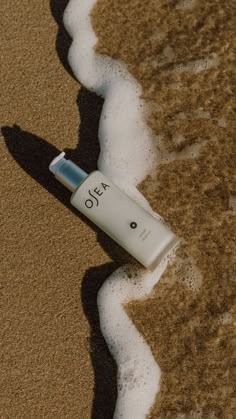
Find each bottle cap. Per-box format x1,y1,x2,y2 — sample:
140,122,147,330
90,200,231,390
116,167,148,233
49,152,88,192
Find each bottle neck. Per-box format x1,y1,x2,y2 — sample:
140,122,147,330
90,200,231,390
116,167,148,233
49,152,88,192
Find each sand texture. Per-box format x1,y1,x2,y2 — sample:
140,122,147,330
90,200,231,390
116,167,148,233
92,0,236,417
1,1,236,418
0,1,131,417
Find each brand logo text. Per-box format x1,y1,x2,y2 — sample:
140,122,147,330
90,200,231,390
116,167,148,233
85,183,110,208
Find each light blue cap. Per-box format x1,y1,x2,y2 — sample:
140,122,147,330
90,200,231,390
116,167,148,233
49,152,88,192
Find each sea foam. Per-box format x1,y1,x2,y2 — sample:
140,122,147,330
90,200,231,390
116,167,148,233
63,1,177,417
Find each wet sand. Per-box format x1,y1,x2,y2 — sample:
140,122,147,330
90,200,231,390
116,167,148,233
92,0,236,417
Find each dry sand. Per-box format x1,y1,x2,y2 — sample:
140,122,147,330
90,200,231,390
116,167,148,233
0,1,130,418
92,0,236,417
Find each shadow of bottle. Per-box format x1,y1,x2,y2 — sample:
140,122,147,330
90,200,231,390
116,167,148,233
50,0,75,79
2,120,131,419
2,2,131,417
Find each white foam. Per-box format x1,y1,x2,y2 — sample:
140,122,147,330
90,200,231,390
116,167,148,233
172,255,203,292
174,54,220,74
98,248,177,418
64,0,156,186
176,0,197,10
63,1,178,417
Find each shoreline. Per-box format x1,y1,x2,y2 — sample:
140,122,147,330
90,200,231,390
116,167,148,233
92,0,236,416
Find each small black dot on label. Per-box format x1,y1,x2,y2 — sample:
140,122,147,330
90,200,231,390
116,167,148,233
130,222,137,229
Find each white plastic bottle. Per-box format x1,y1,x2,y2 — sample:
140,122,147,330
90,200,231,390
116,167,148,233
49,152,178,270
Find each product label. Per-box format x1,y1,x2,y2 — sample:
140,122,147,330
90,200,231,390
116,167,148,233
139,228,152,241
71,170,177,268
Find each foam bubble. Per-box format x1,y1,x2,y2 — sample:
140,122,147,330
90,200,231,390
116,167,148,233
172,255,203,292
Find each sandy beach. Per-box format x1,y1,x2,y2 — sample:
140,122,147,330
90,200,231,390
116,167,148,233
1,0,235,418
0,1,128,417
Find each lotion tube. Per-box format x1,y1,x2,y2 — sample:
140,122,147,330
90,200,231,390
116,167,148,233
49,152,178,270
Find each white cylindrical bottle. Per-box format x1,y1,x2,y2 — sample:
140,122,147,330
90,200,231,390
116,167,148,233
49,152,179,270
